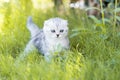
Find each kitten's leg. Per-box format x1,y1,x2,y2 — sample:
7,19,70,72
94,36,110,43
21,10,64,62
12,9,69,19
44,52,53,62
27,16,40,38
23,41,35,54
15,41,35,64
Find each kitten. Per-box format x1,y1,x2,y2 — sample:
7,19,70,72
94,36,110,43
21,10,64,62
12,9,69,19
24,16,69,60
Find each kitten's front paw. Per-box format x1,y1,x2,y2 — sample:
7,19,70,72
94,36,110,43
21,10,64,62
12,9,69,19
44,53,53,62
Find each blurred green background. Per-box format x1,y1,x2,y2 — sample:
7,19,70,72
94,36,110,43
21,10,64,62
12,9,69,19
0,0,120,80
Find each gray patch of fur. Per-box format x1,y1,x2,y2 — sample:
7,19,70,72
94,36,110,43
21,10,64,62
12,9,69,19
25,17,48,55
32,30,47,55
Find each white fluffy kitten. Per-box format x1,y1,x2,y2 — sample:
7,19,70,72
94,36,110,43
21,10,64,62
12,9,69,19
24,16,69,60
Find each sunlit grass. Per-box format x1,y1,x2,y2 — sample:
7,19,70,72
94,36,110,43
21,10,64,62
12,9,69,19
32,0,54,10
0,14,4,35
0,0,10,3
0,0,120,80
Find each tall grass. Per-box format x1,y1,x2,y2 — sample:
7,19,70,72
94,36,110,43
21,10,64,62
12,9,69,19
0,0,120,80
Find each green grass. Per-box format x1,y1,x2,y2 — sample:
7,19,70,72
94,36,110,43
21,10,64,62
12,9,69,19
0,1,120,80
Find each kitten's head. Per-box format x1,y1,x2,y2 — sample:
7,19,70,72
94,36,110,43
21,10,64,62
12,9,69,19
43,18,68,39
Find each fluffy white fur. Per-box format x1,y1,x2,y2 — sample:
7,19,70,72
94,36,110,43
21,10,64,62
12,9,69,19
43,18,69,53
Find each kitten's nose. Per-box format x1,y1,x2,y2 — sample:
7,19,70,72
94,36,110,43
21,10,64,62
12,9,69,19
56,34,59,37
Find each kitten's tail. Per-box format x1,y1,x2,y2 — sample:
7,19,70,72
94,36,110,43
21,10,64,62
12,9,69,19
27,16,40,37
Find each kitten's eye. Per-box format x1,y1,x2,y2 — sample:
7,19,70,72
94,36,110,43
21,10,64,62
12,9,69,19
51,30,55,33
60,30,64,33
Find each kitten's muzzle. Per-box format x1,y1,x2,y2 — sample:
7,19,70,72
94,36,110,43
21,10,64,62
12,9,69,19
56,34,59,38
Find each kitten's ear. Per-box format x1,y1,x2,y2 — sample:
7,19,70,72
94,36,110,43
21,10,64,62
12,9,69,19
44,21,48,27
64,20,68,26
